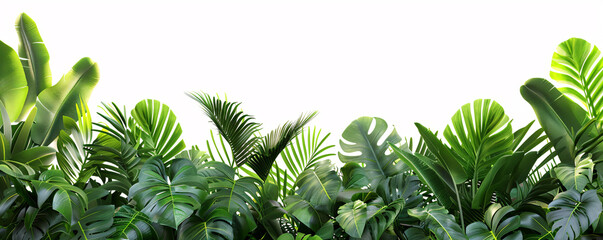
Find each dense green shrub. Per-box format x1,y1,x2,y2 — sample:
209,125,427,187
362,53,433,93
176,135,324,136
0,13,602,240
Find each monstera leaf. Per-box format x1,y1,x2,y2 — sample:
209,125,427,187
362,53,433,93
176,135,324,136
0,40,28,122
547,190,602,240
339,117,403,186
554,154,594,192
129,157,207,229
15,13,52,120
111,205,162,240
131,99,186,160
284,195,329,232
520,212,553,238
336,200,369,238
177,210,233,240
69,205,115,240
203,175,261,231
408,204,467,240
465,204,521,240
294,160,342,213
550,38,603,119
31,57,99,146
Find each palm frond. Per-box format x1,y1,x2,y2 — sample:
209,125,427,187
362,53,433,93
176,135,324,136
248,111,317,181
188,92,261,166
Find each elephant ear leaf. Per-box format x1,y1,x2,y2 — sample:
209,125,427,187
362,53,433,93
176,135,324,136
31,57,99,146
129,157,207,229
15,13,52,120
408,204,467,240
339,117,403,186
554,155,594,192
465,204,521,240
70,205,115,240
0,40,28,122
131,99,186,160
547,190,602,240
520,78,588,164
550,38,603,119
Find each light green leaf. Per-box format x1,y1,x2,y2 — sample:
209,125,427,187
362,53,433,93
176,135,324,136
554,154,594,191
31,57,99,146
336,200,368,238
0,40,28,122
15,13,51,120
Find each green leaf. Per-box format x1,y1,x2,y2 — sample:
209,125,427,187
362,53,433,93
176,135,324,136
248,112,316,180
295,160,342,213
70,205,115,240
519,212,553,238
111,205,161,240
57,100,94,184
31,57,99,146
415,123,468,184
131,99,186,160
465,204,520,240
520,78,588,165
553,155,594,191
129,157,207,229
550,38,603,119
339,117,403,186
442,99,513,191
11,146,55,169
30,170,88,225
408,204,467,240
177,212,233,240
336,200,368,238
547,190,602,240
281,126,335,188
283,195,328,232
341,162,369,189
188,92,261,166
15,13,52,120
0,40,28,122
390,144,458,211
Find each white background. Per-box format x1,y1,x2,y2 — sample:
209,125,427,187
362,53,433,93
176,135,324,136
1,0,603,150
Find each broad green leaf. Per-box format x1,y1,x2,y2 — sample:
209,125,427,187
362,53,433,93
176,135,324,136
341,162,369,189
550,38,603,119
30,170,88,225
415,123,468,184
442,99,513,187
547,190,602,240
15,13,52,120
295,160,342,213
336,200,368,238
553,154,594,191
0,40,28,122
519,212,553,238
390,144,458,211
131,99,186,160
283,195,328,232
465,204,520,240
70,205,115,240
202,176,260,231
111,205,161,240
277,233,322,240
408,204,467,240
129,157,207,229
31,57,99,146
364,198,404,239
339,117,403,186
520,78,588,165
177,212,233,240
11,146,55,169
